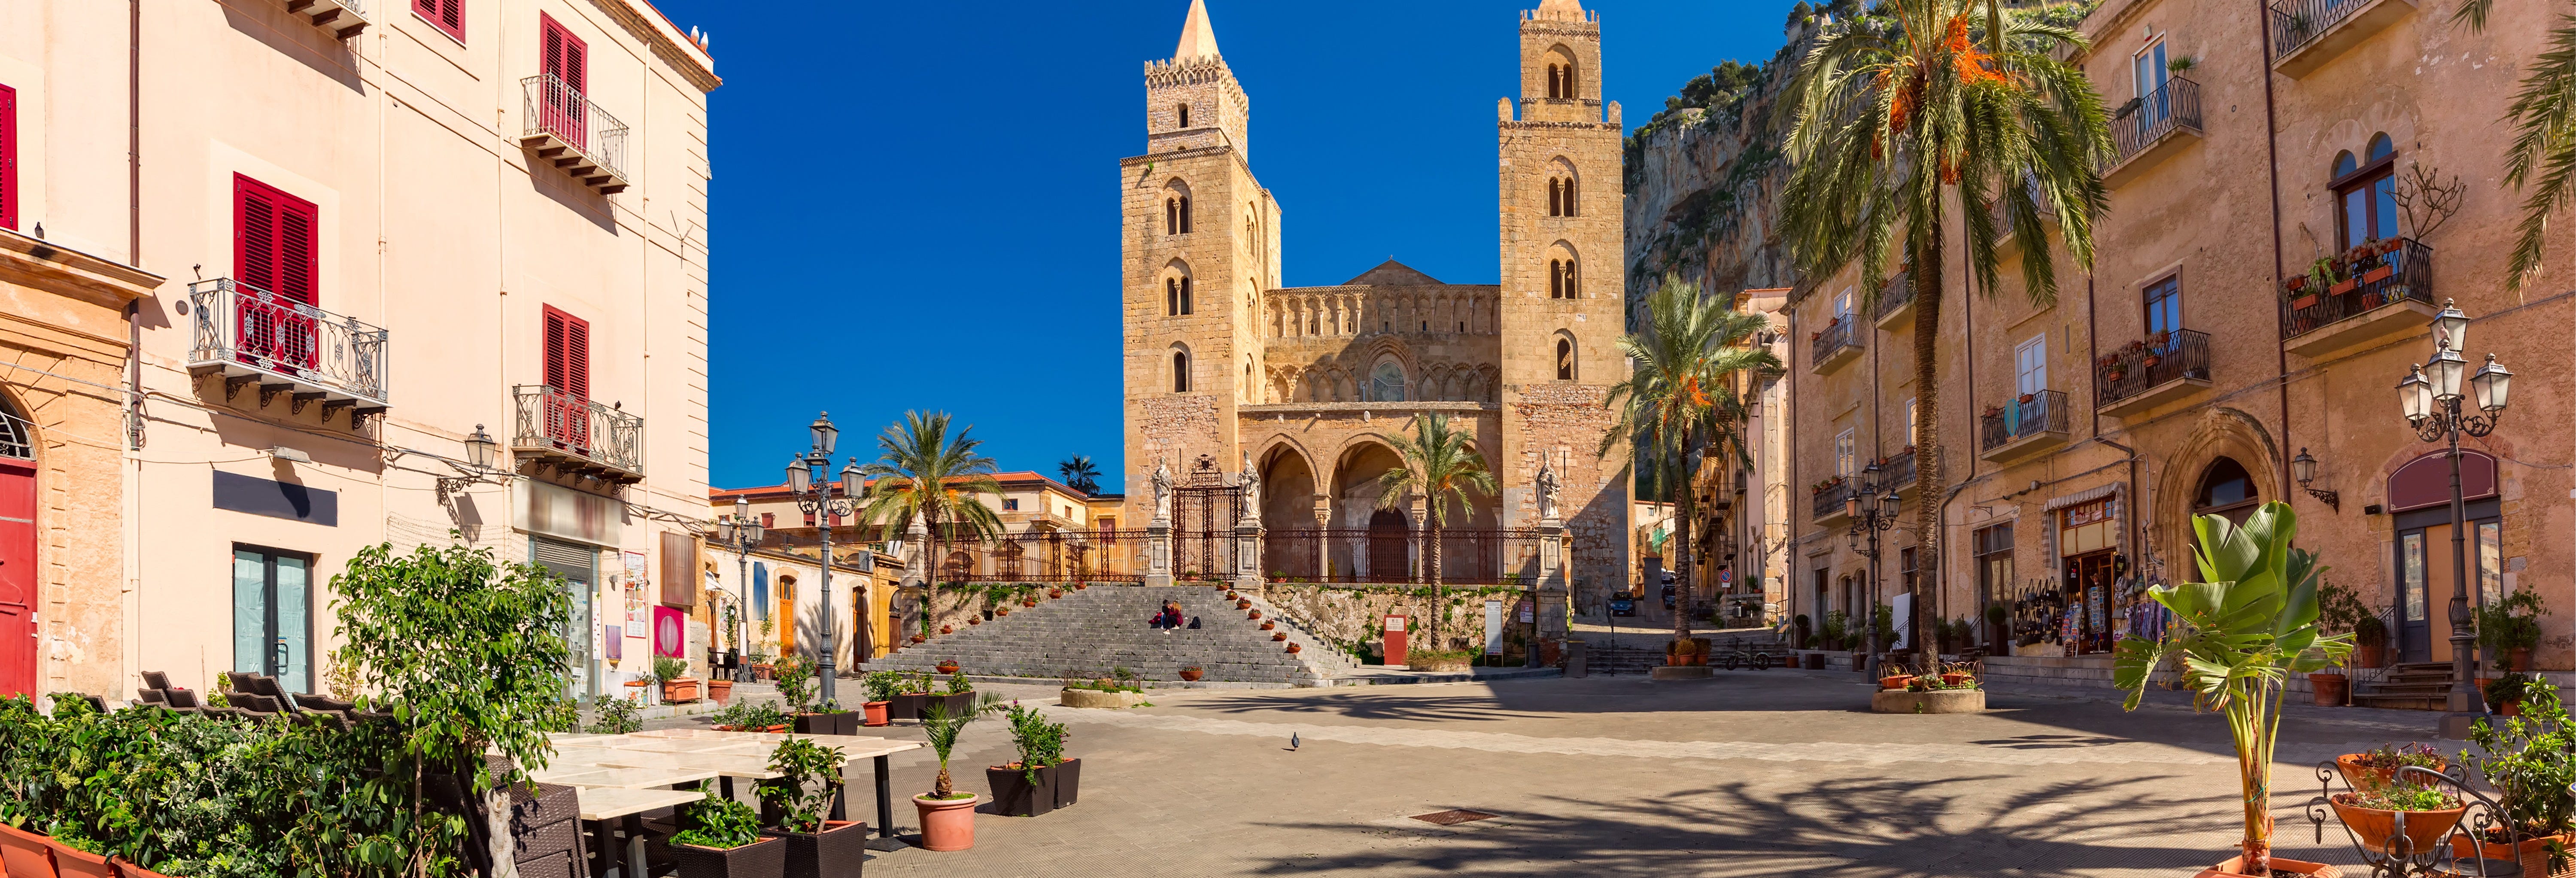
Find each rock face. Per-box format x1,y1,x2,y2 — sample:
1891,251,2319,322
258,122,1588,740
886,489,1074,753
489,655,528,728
1621,21,1820,328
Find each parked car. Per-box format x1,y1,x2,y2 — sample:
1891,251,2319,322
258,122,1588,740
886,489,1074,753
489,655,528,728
1607,592,1637,617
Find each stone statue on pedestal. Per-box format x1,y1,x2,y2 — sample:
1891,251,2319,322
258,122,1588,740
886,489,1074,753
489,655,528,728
1535,454,1561,522
1151,458,1174,522
1239,451,1260,523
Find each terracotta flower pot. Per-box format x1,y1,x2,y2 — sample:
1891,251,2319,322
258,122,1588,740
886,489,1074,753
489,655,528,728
43,838,109,878
2332,753,2444,793
1179,668,1204,681
941,625,954,635
937,662,961,674
2141,355,2162,369
1271,633,1287,641
2193,855,2342,878
863,700,890,726
2513,647,2533,671
914,794,981,851
2290,294,2320,310
1880,675,1916,691
1075,583,1088,589
0,823,53,878
2503,701,2525,717
1286,643,1302,654
969,617,981,625
1049,589,1063,598
2354,642,2386,669
706,678,735,706
1940,673,1972,687
1236,600,1252,610
662,677,702,704
996,608,1009,617
2330,278,2360,295
2329,793,2466,859
2451,832,2576,878
2308,672,2348,706
1022,600,1036,608
910,635,926,644
112,857,180,878
1247,610,1261,620
1259,622,1276,631
2362,266,2394,284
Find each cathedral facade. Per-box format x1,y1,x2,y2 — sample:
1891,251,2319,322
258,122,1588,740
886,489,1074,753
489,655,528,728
1119,0,1629,599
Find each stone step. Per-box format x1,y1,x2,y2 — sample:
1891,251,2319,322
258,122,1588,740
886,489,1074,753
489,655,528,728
862,584,1346,684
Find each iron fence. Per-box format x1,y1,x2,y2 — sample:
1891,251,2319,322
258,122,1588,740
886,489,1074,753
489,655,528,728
931,529,1152,583
2269,0,2373,61
1981,389,2069,451
2279,237,2433,341
1874,272,1913,322
2111,76,2202,164
1262,528,1551,586
2096,328,2211,407
1812,479,1852,521
1810,318,1861,368
520,73,629,185
185,278,390,406
511,384,644,476
1882,449,1916,488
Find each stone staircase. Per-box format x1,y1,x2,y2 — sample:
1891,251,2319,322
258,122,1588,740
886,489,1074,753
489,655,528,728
1582,629,1788,676
2351,662,2456,711
863,585,1354,686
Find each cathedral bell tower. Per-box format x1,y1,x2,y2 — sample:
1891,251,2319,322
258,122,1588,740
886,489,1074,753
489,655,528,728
1119,0,1283,524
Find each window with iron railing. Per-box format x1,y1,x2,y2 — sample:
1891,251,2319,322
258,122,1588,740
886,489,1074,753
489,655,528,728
2096,328,2211,407
2278,237,2433,341
1981,389,2069,450
2111,76,2202,164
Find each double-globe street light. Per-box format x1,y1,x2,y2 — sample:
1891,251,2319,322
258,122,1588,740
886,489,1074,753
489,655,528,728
713,495,766,683
784,413,865,705
1844,463,1901,673
2391,300,2513,739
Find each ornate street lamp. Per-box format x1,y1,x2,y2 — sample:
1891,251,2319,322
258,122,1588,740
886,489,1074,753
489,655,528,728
2399,301,2511,740
714,495,765,681
1847,465,1900,672
464,424,498,471
786,413,863,704
2292,447,2339,512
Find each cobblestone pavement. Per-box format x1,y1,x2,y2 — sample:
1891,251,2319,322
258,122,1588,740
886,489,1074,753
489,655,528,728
705,670,2451,876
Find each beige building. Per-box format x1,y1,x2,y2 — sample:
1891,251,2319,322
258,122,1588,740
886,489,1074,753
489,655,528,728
0,0,719,702
1120,0,1629,612
1782,0,2573,688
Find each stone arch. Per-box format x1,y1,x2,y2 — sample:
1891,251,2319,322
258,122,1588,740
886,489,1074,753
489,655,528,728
1546,240,1581,299
1161,258,1195,316
1255,435,1322,528
1544,44,1580,99
2151,407,2283,581
1552,330,1579,381
1168,341,1194,394
1161,178,1194,235
1546,156,1580,218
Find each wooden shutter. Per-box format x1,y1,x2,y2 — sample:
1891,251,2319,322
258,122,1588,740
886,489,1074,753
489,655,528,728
414,0,464,42
542,305,591,400
660,531,699,607
0,84,15,232
540,13,587,94
233,175,319,304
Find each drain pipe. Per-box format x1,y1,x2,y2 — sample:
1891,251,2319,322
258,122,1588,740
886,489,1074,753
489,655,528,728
2258,0,2295,494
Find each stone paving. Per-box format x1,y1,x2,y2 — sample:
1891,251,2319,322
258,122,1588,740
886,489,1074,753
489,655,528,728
667,669,2454,876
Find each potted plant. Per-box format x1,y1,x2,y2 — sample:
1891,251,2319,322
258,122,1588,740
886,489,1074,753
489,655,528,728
658,656,702,704
39,821,109,878
940,625,954,635
2114,501,2350,877
909,634,926,645
987,703,1072,817
711,700,790,733
2333,743,2443,793
1259,621,1276,631
1048,588,1064,599
859,671,899,727
2491,673,2535,717
915,693,1005,851
2327,783,2468,860
2477,587,2549,671
2454,677,2576,874
995,606,1009,617
936,660,961,675
760,737,866,876
889,671,935,723
1286,643,1302,654
1179,666,1204,682
1271,632,1287,642
0,823,51,878
670,784,785,878
1879,672,1916,691
938,671,979,718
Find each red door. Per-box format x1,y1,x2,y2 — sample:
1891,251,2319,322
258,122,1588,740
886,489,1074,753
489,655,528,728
0,458,36,699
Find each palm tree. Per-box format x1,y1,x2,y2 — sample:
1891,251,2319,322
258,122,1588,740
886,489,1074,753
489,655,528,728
1780,0,2110,669
2452,0,2576,289
1601,275,1780,650
1374,413,1498,650
857,411,1006,583
1057,454,1102,495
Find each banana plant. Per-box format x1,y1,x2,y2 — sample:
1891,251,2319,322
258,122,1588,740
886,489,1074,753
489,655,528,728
2113,501,2350,875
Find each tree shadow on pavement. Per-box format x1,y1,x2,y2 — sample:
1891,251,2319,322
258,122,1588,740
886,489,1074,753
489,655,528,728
1242,772,2365,877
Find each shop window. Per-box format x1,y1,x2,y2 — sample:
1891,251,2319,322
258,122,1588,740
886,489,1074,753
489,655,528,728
2332,134,2399,249
2193,457,2259,524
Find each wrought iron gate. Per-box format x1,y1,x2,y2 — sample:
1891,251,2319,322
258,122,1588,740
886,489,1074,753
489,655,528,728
1171,456,1242,579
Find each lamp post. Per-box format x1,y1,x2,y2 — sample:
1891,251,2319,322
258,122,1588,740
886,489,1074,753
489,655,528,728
2397,300,2513,740
786,413,865,705
714,495,766,683
1845,463,1901,673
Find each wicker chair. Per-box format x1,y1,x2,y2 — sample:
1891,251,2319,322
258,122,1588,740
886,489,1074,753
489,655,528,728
217,672,282,718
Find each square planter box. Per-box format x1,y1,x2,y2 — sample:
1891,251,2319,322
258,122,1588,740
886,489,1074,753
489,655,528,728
663,678,703,704
793,711,859,736
46,839,111,878
1053,757,1081,809
986,763,1057,817
936,691,977,719
760,820,868,878
887,692,930,721
671,835,787,878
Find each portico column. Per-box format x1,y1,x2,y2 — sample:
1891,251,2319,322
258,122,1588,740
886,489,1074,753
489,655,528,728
1312,493,1331,580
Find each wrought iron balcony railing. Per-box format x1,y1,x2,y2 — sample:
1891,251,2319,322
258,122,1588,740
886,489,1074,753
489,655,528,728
1811,478,1853,522
519,74,630,194
1810,317,1862,368
512,384,644,482
2269,0,2376,62
1874,272,1914,323
2112,76,2202,165
185,278,390,416
1981,389,2069,452
2097,329,2211,407
1882,449,1916,488
2280,237,2434,342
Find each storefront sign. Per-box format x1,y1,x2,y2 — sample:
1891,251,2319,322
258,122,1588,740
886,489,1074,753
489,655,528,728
516,480,623,547
653,606,687,659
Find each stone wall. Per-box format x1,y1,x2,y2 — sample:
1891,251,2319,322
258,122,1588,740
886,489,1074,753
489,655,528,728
1256,582,1540,656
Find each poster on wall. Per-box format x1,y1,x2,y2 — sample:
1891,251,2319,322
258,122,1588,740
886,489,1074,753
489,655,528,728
653,606,687,659
1484,599,1505,655
603,626,623,661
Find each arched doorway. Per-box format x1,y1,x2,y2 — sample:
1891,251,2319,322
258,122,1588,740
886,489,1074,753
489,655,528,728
2388,450,2501,664
1367,509,1410,584
0,392,33,698
2192,457,2260,524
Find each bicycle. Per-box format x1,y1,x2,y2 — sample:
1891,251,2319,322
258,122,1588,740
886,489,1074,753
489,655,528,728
1714,638,1774,671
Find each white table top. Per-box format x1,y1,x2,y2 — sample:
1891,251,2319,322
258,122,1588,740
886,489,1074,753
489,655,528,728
576,787,706,821
530,764,720,790
599,738,775,756
558,749,787,781
629,729,786,741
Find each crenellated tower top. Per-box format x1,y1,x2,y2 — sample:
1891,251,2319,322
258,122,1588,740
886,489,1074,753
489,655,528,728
1145,0,1251,157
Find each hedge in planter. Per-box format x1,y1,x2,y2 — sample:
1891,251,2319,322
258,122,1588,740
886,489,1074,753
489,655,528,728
671,784,785,878
987,703,1074,817
759,738,866,878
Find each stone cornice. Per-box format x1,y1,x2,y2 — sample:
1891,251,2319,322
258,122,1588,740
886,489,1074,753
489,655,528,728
590,0,720,93
0,228,164,309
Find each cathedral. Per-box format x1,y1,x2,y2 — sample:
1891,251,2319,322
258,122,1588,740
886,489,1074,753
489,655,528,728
1119,0,1629,598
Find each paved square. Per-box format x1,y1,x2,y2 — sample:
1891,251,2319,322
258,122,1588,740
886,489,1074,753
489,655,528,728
708,671,2445,876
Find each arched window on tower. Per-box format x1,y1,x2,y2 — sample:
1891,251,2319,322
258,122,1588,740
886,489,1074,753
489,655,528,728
1546,64,1561,99
1180,277,1193,314
1173,351,1191,393
1550,260,1563,298
1548,179,1562,217
1555,337,1575,381
1177,103,1191,128
1165,198,1179,235
1563,176,1577,215
1167,278,1181,316
1179,196,1193,234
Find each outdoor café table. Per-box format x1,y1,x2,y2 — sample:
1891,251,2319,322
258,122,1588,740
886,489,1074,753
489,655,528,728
594,738,775,756
575,786,702,878
556,748,784,801
545,733,626,746
627,728,787,741
797,735,924,842
531,764,720,790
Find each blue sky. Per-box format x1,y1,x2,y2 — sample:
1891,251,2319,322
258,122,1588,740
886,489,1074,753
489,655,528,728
661,0,1801,493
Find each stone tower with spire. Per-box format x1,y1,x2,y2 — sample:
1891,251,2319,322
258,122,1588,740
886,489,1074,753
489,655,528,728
1496,0,1628,594
1120,0,1282,527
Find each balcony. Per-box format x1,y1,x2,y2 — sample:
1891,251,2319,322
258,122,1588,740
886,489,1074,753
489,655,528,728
1980,389,2070,465
1811,478,1853,525
2097,329,2213,417
519,75,631,194
2104,77,2202,188
283,0,368,38
1809,317,1863,374
1992,188,2055,261
512,385,644,483
2270,0,2416,78
2280,237,2436,358
1873,272,1914,330
184,278,389,423
1881,448,1917,493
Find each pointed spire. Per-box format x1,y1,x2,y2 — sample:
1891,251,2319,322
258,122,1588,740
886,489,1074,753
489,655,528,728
1173,0,1222,62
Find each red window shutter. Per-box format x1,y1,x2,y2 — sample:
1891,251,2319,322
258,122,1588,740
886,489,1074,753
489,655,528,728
415,0,464,42
0,84,15,232
236,178,279,295
542,307,568,391
541,305,589,400
540,13,587,95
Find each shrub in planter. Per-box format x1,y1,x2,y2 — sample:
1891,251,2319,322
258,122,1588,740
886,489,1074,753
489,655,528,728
987,703,1071,817
2455,677,2576,874
888,671,936,722
936,661,962,675
860,671,900,727
760,738,867,876
2333,743,2445,794
941,625,954,635
915,692,1005,851
936,671,978,718
711,700,790,733
2114,502,2350,876
1271,633,1287,642
658,656,702,704
671,784,785,878
2328,784,2467,859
